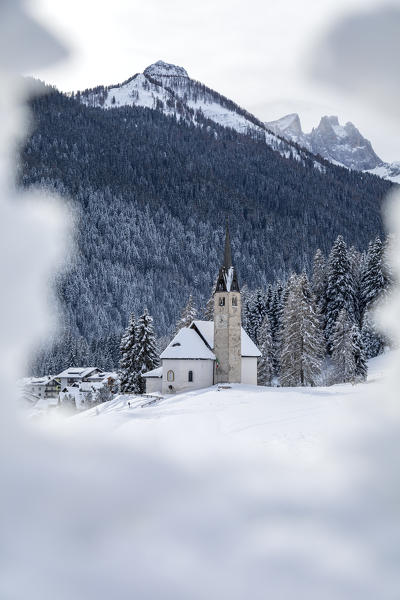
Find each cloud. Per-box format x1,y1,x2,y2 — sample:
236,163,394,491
308,4,400,121
0,0,67,71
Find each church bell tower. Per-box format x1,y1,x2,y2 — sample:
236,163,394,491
213,221,241,384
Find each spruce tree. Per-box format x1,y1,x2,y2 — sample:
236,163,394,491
119,313,138,393
311,248,327,313
331,309,356,383
269,286,284,374
175,294,197,333
246,288,268,343
348,245,363,326
280,274,324,387
300,274,325,386
361,309,384,359
134,309,159,394
257,315,274,386
360,237,387,317
351,324,368,382
325,236,356,353
203,293,214,321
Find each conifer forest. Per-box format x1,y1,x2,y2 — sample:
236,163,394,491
21,86,393,380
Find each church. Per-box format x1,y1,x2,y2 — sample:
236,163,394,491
143,224,261,394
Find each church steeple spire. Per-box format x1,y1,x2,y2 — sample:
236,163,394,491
214,220,240,293
223,219,232,269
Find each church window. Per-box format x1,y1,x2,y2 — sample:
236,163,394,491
232,296,237,306
167,370,174,382
219,297,225,306
188,370,193,382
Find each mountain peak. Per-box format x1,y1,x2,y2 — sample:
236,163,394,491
269,113,383,171
320,115,340,127
144,60,189,79
265,113,303,139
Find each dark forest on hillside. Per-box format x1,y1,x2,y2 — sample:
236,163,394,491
20,87,392,372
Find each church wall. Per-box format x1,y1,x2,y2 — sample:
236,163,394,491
241,357,258,385
161,359,214,394
145,377,162,394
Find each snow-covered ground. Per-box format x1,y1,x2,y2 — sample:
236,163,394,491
74,354,390,463
19,352,387,440
11,352,393,600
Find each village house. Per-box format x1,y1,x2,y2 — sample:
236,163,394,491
22,376,61,400
56,366,103,392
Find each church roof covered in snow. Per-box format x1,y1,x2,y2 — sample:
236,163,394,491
191,320,261,357
142,366,163,378
160,327,216,360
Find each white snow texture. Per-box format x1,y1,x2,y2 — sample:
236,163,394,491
1,5,400,600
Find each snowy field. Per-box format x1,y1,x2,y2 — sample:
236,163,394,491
73,354,390,463
10,352,394,600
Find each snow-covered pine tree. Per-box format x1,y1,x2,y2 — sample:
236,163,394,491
280,275,301,386
265,284,273,317
175,294,197,333
325,235,356,353
300,274,325,386
382,236,394,291
242,288,254,339
269,285,284,374
203,293,214,321
257,314,274,386
134,309,159,394
330,309,356,383
348,245,363,326
240,283,250,332
95,383,113,404
65,332,79,368
361,309,384,359
311,248,327,313
119,313,138,393
203,277,219,321
351,324,368,382
280,274,324,387
247,288,268,343
360,237,386,316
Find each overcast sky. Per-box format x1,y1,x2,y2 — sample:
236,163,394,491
28,0,399,162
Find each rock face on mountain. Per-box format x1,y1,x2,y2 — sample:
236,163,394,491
266,113,400,183
309,116,381,171
266,113,310,148
78,61,398,183
143,60,189,80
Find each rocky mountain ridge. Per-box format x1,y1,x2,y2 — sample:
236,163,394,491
266,113,400,183
77,60,323,169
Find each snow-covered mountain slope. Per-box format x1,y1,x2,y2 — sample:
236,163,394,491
266,113,399,183
78,60,321,168
366,162,400,184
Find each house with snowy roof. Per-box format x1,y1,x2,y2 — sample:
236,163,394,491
143,224,261,394
21,376,60,401
55,366,103,392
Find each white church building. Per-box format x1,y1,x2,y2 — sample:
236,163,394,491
143,224,261,394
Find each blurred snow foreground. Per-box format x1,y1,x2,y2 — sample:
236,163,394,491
1,3,400,600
